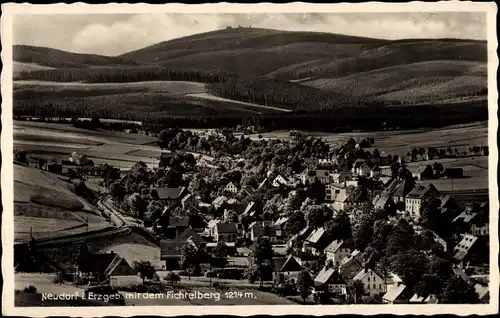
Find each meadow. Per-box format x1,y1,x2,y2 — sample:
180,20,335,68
13,164,110,242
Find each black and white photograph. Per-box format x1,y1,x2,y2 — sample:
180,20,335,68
1,2,498,316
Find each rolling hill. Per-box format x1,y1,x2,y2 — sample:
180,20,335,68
12,27,488,119
13,45,140,69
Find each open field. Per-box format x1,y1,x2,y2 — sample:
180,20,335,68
248,121,488,154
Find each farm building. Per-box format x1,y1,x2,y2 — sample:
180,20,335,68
304,227,333,256
76,252,141,287
99,242,162,270
273,255,304,284
442,167,464,178
412,165,434,180
330,171,353,184
160,240,187,270
382,283,407,304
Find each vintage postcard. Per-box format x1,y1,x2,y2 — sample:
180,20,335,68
1,2,498,316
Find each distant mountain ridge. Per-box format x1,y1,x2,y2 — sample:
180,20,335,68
13,27,488,117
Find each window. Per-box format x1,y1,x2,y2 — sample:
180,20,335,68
379,284,382,289
373,284,376,289
367,277,370,282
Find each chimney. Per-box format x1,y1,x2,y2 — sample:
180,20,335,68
110,251,115,255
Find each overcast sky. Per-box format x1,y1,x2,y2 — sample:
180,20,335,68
13,12,487,56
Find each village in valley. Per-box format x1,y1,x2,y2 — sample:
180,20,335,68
13,122,490,306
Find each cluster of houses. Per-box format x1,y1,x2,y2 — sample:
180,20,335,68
20,153,110,180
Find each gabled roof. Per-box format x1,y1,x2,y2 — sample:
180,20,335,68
314,266,345,286
353,268,382,281
324,240,348,253
224,203,247,214
453,234,478,261
78,253,118,273
352,159,366,169
257,177,269,190
410,293,426,303
216,222,238,233
156,187,187,200
406,183,440,199
274,217,289,227
274,255,303,272
372,195,393,209
225,181,237,189
242,201,256,215
414,165,433,174
160,240,186,257
306,227,326,244
393,179,414,197
453,211,478,223
181,193,192,203
168,216,189,228
474,283,489,299
212,195,227,206
383,284,406,302
175,227,206,244
105,256,136,277
252,226,277,238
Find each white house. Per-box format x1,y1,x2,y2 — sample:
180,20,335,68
353,268,386,296
405,183,441,217
324,240,353,266
223,181,239,194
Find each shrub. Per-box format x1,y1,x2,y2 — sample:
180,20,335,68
24,285,37,293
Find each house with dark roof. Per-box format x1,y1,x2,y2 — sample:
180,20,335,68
163,216,190,239
314,266,347,297
304,227,333,256
155,187,190,207
175,227,206,246
372,195,396,212
440,195,462,222
339,251,364,281
273,255,304,284
76,252,140,286
405,183,441,217
351,159,367,175
412,165,434,180
160,240,191,270
382,178,415,205
324,240,352,266
214,222,238,242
